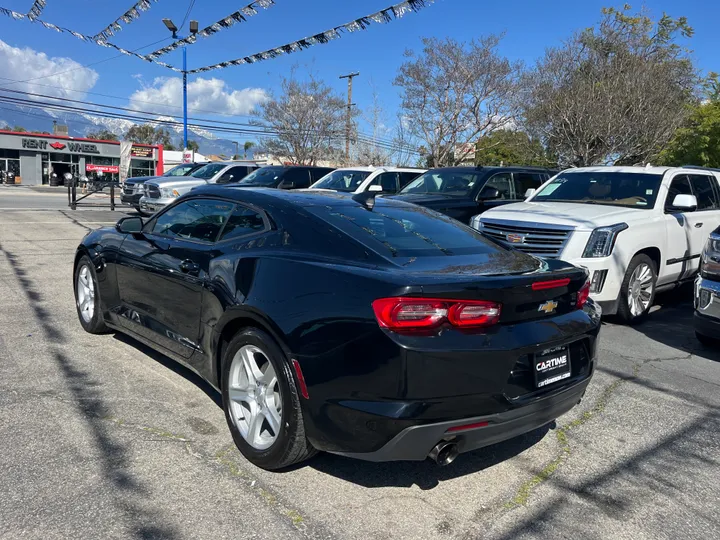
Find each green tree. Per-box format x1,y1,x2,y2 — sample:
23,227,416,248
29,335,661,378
243,141,255,158
475,130,556,167
86,129,119,141
659,81,720,167
124,124,174,147
187,140,200,152
12,125,27,132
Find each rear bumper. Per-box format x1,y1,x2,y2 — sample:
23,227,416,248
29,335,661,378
334,375,591,462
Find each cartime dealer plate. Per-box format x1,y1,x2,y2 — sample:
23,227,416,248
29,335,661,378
534,346,571,388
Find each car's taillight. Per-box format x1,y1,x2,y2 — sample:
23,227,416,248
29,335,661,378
372,297,501,332
576,280,590,309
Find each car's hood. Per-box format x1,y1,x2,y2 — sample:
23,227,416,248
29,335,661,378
480,201,650,231
125,175,160,184
149,177,207,188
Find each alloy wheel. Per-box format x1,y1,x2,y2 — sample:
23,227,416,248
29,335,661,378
627,262,653,317
227,345,282,450
76,265,95,323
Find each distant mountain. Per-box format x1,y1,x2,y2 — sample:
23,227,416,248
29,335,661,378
0,102,240,156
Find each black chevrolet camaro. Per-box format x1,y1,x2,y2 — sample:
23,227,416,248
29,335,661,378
74,186,600,470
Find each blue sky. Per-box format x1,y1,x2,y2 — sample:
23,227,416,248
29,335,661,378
0,0,718,144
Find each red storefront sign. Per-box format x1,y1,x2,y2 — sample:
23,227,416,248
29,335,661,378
86,164,120,174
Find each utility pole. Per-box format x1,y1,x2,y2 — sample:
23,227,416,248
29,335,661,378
163,18,199,152
339,72,359,164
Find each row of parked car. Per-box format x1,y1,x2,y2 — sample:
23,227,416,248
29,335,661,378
121,161,720,334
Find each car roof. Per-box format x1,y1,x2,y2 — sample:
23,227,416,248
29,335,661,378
562,165,672,175
259,165,334,169
426,166,555,173
191,184,416,209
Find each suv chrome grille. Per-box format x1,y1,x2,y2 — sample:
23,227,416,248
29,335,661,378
123,183,135,195
478,219,574,259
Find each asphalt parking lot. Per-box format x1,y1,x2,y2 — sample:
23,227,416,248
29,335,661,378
1,197,718,539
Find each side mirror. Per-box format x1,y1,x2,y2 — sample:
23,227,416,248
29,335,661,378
280,180,295,189
116,216,144,234
478,186,500,200
672,194,698,211
368,185,383,193
524,188,536,198
216,174,233,184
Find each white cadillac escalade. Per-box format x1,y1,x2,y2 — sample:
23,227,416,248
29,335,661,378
472,166,720,324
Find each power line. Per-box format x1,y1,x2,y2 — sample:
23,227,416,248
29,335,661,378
179,0,197,31
0,87,417,152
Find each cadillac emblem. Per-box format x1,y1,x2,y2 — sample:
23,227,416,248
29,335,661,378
506,233,525,244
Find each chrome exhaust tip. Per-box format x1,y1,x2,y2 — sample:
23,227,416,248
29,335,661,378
428,441,459,466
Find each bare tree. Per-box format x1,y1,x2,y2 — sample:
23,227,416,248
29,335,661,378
253,74,349,165
353,85,390,166
394,36,520,167
520,6,698,167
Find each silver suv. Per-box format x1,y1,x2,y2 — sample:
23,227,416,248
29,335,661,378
139,162,258,214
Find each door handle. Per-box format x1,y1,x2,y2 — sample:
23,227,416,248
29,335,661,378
695,222,704,228
179,260,200,275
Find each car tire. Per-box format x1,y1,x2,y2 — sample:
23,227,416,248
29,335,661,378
135,206,151,217
695,331,719,347
74,255,108,334
616,254,657,325
221,328,316,470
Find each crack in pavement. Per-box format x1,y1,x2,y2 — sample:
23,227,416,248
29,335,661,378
501,348,697,511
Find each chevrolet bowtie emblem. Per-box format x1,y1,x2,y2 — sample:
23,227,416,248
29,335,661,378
538,300,558,314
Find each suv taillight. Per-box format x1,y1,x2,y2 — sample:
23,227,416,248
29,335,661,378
372,297,501,332
576,280,590,309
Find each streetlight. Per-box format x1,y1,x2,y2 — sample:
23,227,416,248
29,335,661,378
162,18,198,151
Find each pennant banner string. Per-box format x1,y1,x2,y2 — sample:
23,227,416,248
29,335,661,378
146,0,275,60
0,5,183,71
187,0,436,74
27,0,47,22
93,0,159,41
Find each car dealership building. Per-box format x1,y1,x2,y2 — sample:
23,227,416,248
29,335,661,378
0,130,163,185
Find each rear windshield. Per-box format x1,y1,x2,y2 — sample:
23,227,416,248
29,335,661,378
311,170,372,192
191,163,226,179
307,202,499,257
532,171,663,209
239,167,284,186
400,170,482,197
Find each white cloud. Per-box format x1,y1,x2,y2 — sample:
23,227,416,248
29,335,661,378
0,39,98,100
129,76,268,117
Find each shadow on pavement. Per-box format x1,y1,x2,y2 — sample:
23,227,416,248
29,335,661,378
111,332,223,409
0,240,180,539
630,285,720,363
295,423,552,490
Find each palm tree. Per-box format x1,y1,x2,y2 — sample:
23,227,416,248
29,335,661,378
243,141,255,159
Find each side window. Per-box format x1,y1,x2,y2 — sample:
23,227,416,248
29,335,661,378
218,205,267,241
665,175,693,212
513,172,543,198
482,173,514,199
399,171,422,188
689,174,719,211
371,172,400,193
150,199,235,243
282,168,311,188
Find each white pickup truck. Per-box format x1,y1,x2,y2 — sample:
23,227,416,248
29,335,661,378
472,166,720,323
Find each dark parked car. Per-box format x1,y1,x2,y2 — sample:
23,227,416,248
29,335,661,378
74,186,599,470
390,166,557,224
237,165,335,190
121,163,205,211
695,226,720,345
